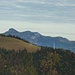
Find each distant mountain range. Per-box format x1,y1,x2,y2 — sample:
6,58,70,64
3,28,75,52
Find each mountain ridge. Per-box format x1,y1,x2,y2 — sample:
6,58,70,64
3,28,75,52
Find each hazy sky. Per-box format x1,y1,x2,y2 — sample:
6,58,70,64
0,0,75,40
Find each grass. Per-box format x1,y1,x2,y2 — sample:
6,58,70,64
0,35,40,52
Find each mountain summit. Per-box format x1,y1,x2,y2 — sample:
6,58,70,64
3,28,75,52
5,28,19,35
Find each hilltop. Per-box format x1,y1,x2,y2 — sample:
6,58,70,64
0,34,40,52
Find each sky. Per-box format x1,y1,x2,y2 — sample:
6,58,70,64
0,0,75,41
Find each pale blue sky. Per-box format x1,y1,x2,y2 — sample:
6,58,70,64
0,0,75,40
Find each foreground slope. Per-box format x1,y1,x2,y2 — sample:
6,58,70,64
0,47,75,75
0,35,40,52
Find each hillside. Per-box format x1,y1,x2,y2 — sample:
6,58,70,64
4,28,75,52
0,46,75,75
0,35,40,52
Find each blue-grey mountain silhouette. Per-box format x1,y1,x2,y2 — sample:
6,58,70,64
3,28,75,52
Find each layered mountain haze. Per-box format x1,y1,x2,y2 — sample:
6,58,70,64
3,28,75,52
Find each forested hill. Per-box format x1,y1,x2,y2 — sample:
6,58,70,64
0,47,75,75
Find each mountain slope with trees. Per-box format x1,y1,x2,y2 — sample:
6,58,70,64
0,47,75,75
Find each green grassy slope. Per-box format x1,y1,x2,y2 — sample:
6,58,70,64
0,35,40,52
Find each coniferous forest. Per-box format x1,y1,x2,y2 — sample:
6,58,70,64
0,47,75,75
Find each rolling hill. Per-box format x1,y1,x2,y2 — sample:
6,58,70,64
0,35,40,52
